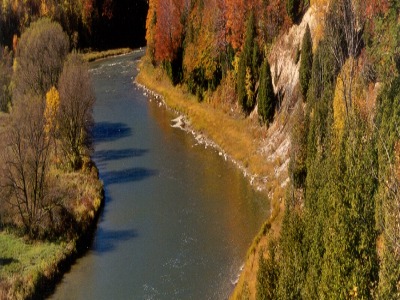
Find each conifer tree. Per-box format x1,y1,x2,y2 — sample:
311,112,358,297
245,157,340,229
237,12,257,113
256,241,279,300
286,0,301,22
300,24,313,99
258,59,276,124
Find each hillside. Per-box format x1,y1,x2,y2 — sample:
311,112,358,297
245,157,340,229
143,0,400,298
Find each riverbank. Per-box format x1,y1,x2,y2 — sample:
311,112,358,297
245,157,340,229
81,48,133,62
136,58,278,190
0,163,104,299
136,57,287,299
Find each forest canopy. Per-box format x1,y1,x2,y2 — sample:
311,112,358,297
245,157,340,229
145,0,400,298
0,0,148,50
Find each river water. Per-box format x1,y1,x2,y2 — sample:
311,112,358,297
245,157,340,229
50,50,268,299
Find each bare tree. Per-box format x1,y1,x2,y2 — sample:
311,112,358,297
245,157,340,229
58,52,95,170
0,46,13,112
0,96,54,238
325,0,365,116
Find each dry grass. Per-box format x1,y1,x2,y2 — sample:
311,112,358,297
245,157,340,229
81,48,133,62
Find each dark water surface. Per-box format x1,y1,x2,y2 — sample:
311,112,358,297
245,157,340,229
50,50,268,299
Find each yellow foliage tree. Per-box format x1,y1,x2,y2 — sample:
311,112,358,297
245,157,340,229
334,58,367,142
245,66,254,103
333,69,346,143
44,86,60,136
310,0,329,50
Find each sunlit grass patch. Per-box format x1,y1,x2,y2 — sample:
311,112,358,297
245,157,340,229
81,48,132,62
0,232,71,299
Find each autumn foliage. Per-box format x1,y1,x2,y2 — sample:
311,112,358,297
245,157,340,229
146,0,400,299
146,0,289,102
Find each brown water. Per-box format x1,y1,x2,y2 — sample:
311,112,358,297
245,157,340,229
50,50,269,300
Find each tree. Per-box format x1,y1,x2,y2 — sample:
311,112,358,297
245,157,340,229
375,76,400,298
145,0,158,63
259,0,288,44
299,24,312,99
237,11,257,113
256,240,279,300
13,18,69,100
325,0,365,116
258,59,276,124
1,96,53,238
58,52,95,170
44,86,60,160
289,103,307,188
225,0,247,51
320,120,378,299
0,46,12,112
154,0,187,84
277,201,306,299
286,0,301,22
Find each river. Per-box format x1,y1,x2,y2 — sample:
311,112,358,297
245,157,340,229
50,50,269,299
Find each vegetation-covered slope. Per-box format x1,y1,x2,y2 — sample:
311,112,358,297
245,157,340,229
144,0,400,298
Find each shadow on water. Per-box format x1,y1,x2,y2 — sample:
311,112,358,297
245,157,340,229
101,167,158,185
93,149,149,163
92,122,132,143
93,228,138,255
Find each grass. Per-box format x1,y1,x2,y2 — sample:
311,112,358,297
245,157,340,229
81,48,133,62
0,162,103,299
0,232,72,299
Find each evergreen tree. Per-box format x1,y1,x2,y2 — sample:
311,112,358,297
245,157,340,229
237,12,257,113
256,241,279,300
299,24,313,99
375,76,400,298
302,39,337,299
286,0,301,22
258,59,276,124
320,120,378,299
289,103,308,188
277,200,306,299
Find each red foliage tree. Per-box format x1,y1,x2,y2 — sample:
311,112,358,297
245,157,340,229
102,0,114,19
155,0,185,62
146,0,158,62
225,0,247,50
